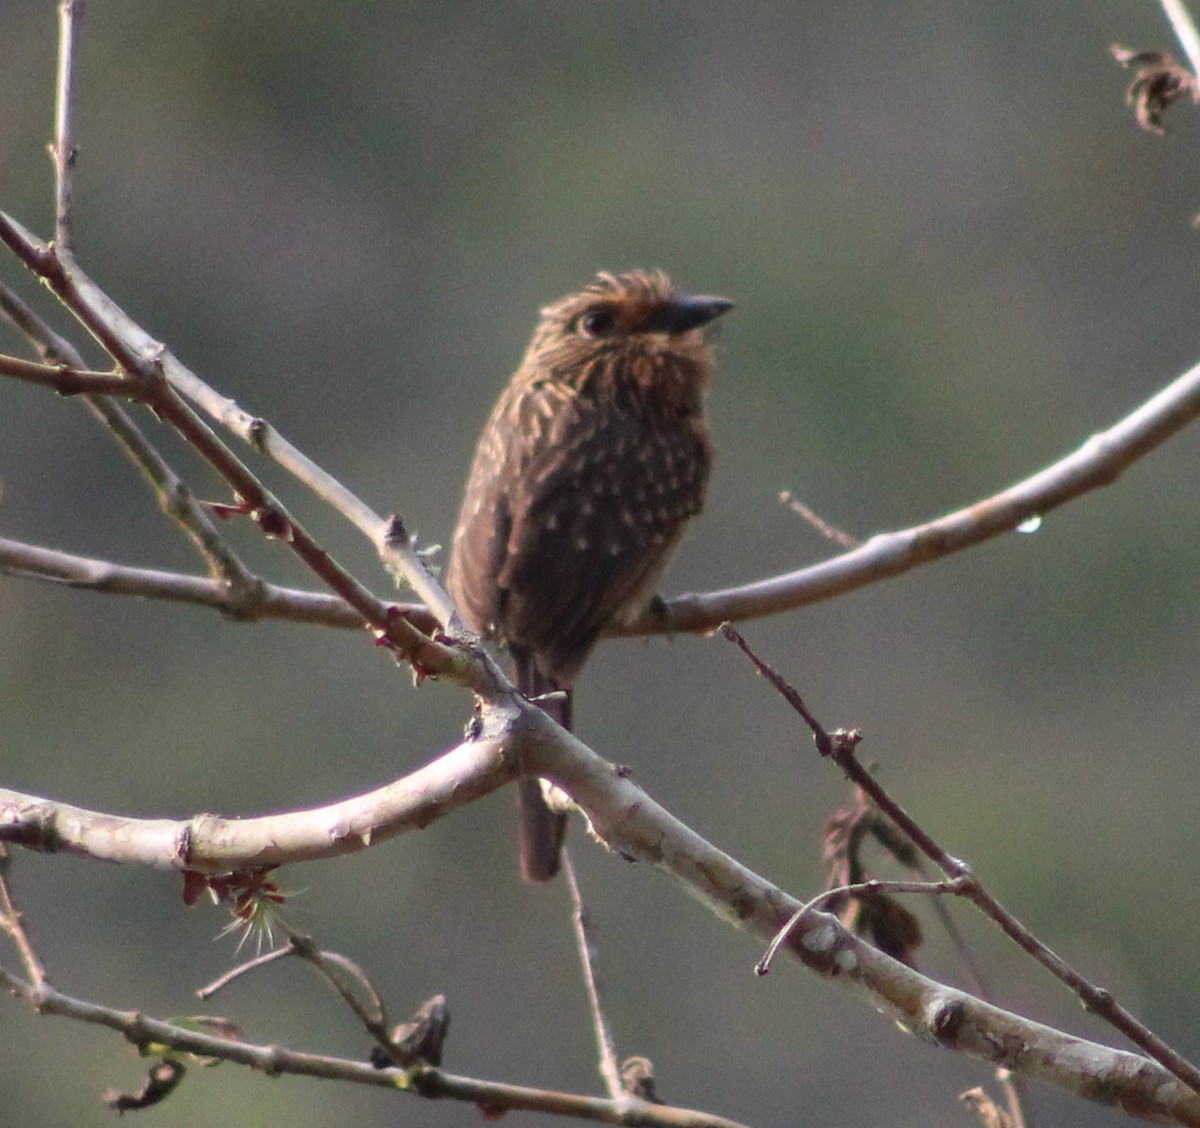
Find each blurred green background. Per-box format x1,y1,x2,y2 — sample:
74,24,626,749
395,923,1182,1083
2,3,1198,1126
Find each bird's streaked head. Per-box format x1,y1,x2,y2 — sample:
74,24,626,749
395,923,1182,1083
524,270,733,403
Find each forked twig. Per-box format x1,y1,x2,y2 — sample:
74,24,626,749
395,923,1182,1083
721,622,1200,1097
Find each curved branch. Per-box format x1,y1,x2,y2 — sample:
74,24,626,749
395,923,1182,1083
0,724,518,871
630,358,1200,634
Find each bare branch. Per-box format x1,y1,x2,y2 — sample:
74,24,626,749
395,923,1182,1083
9,349,1199,656
0,353,134,395
0,852,48,990
0,279,258,592
1,211,458,628
2,574,1200,1118
564,852,625,1103
0,724,516,871
51,0,84,253
0,969,747,1127
1164,0,1200,77
0,211,468,682
630,360,1200,635
778,491,862,548
0,536,381,626
722,624,1200,1098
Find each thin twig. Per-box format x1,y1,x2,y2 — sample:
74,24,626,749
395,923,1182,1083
721,623,1200,1097
0,280,259,594
52,0,84,254
196,945,292,998
0,968,750,1127
284,932,388,1035
564,850,625,1103
0,353,136,395
0,854,47,990
0,536,382,626
756,876,963,976
998,1068,1030,1128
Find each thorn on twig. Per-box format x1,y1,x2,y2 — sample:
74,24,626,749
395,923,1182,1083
206,498,251,521
1111,45,1199,135
373,604,434,683
253,504,292,541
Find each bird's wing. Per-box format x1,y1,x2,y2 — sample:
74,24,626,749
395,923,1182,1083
445,383,523,638
497,391,711,683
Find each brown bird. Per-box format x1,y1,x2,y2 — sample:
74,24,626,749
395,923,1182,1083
447,270,733,881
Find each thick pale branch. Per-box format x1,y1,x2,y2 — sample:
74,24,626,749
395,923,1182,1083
1164,0,1200,76
0,726,519,871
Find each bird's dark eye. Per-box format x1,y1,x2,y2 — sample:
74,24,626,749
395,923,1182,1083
577,307,616,338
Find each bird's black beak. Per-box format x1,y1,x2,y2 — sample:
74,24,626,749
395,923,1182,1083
651,294,735,335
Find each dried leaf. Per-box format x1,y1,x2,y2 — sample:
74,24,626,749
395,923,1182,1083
102,1059,185,1114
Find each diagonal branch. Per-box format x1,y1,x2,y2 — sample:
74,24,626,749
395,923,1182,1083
0,211,468,684
1163,0,1200,77
0,279,258,594
721,623,1200,1098
4,703,1200,1125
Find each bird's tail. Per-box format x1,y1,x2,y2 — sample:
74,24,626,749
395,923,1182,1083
512,649,570,882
